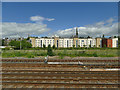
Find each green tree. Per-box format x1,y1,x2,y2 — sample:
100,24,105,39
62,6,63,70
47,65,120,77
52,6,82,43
83,45,86,48
2,39,5,46
73,45,75,48
114,36,117,38
99,45,101,48
89,45,91,48
109,45,111,48
104,44,106,48
118,36,120,48
47,44,54,56
26,37,30,40
103,34,105,38
52,45,55,49
9,40,32,49
9,40,20,49
43,44,46,49
21,40,32,49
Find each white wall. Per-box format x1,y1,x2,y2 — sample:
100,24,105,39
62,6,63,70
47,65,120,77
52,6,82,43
35,38,54,47
34,37,119,48
112,38,118,48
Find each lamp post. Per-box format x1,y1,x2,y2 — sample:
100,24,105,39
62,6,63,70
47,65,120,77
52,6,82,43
17,34,22,50
19,35,22,50
87,39,88,49
20,39,21,50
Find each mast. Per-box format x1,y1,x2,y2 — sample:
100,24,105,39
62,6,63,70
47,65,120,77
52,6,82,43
76,27,78,38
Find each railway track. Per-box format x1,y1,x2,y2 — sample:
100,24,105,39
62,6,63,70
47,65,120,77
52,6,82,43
2,63,120,68
2,70,118,73
2,59,120,62
2,74,119,78
3,82,119,88
2,58,119,88
2,78,119,84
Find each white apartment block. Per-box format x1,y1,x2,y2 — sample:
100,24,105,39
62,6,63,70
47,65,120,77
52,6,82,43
30,37,97,48
30,37,118,48
35,38,54,47
112,38,118,48
30,28,118,48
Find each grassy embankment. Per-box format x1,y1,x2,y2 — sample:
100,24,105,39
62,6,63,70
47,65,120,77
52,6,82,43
2,49,119,58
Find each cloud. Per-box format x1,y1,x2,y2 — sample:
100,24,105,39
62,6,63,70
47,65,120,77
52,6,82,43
30,16,55,24
2,15,55,38
106,18,114,23
2,17,118,39
46,18,55,21
30,16,45,22
54,17,118,38
2,22,50,38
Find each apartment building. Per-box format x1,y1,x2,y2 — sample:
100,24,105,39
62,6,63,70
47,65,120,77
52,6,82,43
30,28,118,48
112,38,118,48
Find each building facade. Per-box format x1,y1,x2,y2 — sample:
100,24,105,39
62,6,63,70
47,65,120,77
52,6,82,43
96,38,102,48
112,38,118,48
30,28,118,48
102,38,112,48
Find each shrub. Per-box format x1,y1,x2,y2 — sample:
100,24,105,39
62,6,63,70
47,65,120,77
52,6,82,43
47,44,54,56
27,54,34,58
52,45,55,49
4,47,10,50
93,52,98,57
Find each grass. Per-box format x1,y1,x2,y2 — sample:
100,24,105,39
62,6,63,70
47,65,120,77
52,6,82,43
2,49,119,58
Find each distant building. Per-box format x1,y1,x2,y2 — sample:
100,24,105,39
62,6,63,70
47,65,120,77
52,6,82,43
112,38,118,48
29,28,118,48
4,38,10,46
30,28,97,48
102,37,112,48
96,37,102,48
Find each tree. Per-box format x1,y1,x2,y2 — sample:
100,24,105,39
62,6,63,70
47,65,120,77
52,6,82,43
99,45,101,48
114,36,117,38
87,36,91,38
109,45,111,48
43,44,46,49
104,44,106,48
9,40,20,49
52,45,55,49
89,45,91,48
47,44,54,56
73,45,75,48
118,36,120,48
2,39,5,46
83,45,86,48
9,40,32,49
26,37,30,40
21,40,32,49
103,34,105,38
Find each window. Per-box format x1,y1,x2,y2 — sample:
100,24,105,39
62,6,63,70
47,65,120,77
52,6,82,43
57,40,59,48
82,40,84,42
116,40,118,47
76,40,78,48
41,40,42,47
90,40,91,45
67,40,69,48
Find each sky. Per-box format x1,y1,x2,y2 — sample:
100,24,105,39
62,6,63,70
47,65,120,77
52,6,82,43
2,2,118,38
